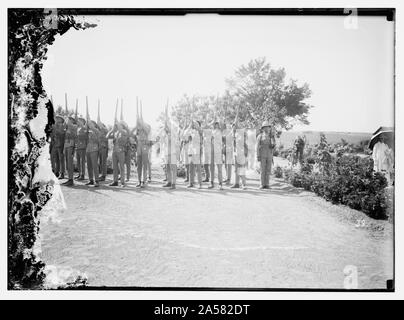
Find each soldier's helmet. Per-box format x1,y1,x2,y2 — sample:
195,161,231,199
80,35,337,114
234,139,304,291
120,120,129,132
261,121,271,129
77,117,86,126
68,116,77,125
55,115,65,124
98,121,107,131
90,120,99,130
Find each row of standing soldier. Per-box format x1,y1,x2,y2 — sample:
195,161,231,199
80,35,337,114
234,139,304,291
49,98,149,187
157,105,276,190
50,99,277,190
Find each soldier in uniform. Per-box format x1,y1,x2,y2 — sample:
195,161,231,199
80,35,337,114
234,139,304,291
223,123,234,185
62,116,77,186
256,121,276,189
202,123,212,182
181,125,191,183
107,121,128,187
75,117,87,180
231,123,248,190
50,122,57,175
134,123,151,188
98,122,109,181
209,121,224,190
162,120,180,189
187,121,203,188
97,102,109,182
51,115,66,179
133,103,152,188
85,120,101,187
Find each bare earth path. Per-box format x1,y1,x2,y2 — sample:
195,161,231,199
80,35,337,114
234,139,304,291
39,160,393,289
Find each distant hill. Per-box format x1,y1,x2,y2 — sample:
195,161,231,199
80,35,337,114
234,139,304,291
278,131,372,148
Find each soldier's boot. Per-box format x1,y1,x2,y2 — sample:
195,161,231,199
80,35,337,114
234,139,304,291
148,177,152,183
85,180,94,186
202,177,209,182
259,185,265,190
78,175,85,181
198,184,202,189
187,183,194,188
109,181,118,187
241,184,247,190
170,184,176,189
99,176,106,182
140,181,146,188
58,173,65,179
230,184,240,189
162,182,172,187
184,178,189,183
218,183,223,190
94,181,100,187
74,174,81,180
62,179,74,186
135,181,142,188
208,182,214,189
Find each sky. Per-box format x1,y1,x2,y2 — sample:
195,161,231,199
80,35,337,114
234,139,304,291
41,14,394,132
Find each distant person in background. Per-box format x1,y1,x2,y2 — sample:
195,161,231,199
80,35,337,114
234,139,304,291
256,121,276,189
294,135,306,165
372,136,394,185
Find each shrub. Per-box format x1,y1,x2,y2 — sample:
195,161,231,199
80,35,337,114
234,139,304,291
285,153,389,219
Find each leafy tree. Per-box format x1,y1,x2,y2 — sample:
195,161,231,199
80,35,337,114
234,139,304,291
225,57,312,129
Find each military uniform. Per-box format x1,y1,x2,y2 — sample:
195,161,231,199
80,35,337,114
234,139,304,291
232,128,248,189
256,126,275,189
136,127,151,187
202,129,212,182
107,128,128,186
76,125,88,179
209,127,223,189
51,121,66,178
86,126,100,186
188,127,202,188
63,121,77,184
223,127,234,183
180,128,191,182
98,125,109,180
163,123,180,189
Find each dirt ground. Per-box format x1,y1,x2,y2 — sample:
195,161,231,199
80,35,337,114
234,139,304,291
39,158,393,289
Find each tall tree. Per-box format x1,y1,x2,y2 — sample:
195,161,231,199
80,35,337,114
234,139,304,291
225,57,312,129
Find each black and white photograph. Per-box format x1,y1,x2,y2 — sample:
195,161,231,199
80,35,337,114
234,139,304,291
3,2,401,299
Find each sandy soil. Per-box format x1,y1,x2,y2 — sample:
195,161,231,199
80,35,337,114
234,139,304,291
39,158,393,289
